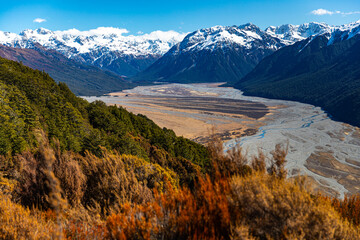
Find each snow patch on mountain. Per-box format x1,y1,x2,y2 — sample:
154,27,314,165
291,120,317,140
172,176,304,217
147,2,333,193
327,20,360,45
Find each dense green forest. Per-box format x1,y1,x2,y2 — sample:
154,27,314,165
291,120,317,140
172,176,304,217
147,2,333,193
235,35,360,127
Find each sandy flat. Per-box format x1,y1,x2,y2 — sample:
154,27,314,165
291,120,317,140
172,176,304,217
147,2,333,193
107,95,267,143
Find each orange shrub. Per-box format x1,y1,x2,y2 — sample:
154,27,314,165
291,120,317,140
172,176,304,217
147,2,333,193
106,175,231,240
0,192,57,239
328,194,360,226
229,172,359,239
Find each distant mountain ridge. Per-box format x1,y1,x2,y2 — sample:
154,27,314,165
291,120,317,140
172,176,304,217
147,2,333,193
0,27,186,77
265,22,331,45
266,20,360,45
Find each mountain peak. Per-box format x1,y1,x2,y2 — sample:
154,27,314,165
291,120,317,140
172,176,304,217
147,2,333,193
36,27,53,34
265,22,331,45
134,23,286,84
20,28,53,36
239,23,260,31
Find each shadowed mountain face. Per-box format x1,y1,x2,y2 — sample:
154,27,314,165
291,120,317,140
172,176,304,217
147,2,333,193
132,45,275,84
235,32,360,127
0,44,133,95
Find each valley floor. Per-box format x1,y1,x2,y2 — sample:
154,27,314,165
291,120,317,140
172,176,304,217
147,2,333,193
83,83,360,198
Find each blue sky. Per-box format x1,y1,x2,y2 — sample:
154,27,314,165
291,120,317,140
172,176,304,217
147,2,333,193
1,0,360,34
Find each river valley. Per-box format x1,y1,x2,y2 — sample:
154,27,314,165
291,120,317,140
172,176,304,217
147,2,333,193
83,83,360,198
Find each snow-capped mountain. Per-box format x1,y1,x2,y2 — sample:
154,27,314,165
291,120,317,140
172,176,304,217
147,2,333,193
132,23,285,84
0,27,187,76
327,20,360,45
170,23,283,54
265,22,331,45
0,20,359,80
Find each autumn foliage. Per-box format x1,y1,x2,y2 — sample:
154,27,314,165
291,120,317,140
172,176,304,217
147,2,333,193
322,194,360,226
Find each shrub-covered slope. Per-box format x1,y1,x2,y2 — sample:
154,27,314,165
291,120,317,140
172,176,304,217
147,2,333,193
1,136,359,239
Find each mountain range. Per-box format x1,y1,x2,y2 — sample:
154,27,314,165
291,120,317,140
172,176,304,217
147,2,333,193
0,22,351,86
0,22,341,84
132,22,335,84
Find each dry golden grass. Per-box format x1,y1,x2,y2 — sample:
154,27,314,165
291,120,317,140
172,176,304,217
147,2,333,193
230,172,358,239
0,192,57,240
